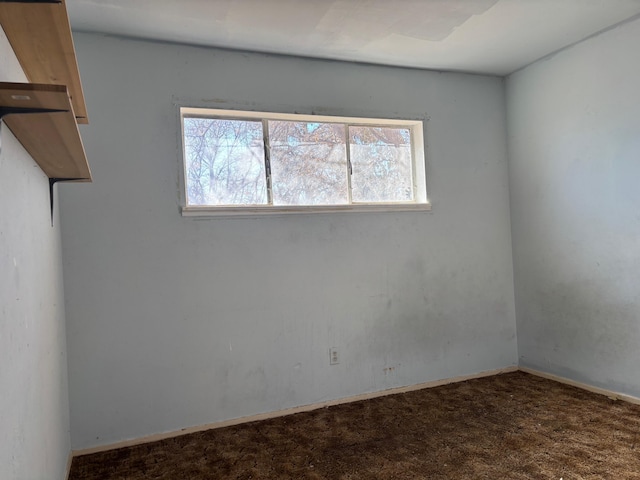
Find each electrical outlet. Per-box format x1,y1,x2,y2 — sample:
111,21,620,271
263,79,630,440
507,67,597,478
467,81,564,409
329,347,339,365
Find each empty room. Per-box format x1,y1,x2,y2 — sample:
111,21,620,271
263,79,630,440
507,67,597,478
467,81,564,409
1,0,640,478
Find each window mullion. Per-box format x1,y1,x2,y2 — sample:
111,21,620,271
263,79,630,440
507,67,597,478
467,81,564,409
262,119,273,205
345,124,353,205
409,126,417,201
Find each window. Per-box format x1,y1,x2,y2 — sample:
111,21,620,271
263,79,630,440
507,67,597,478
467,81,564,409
180,108,429,215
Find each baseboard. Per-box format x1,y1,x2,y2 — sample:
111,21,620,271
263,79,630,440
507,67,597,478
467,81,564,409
72,365,517,457
64,449,73,480
68,365,640,460
519,367,640,406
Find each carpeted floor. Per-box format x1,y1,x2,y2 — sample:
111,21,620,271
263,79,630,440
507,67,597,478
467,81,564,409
69,371,640,479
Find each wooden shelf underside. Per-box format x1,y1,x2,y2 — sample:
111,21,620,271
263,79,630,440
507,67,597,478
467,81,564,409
0,0,88,123
0,82,91,180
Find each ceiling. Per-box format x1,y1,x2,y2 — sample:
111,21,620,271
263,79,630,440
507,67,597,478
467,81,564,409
67,0,640,75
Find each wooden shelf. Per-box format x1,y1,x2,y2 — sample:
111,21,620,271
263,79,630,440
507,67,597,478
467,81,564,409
0,0,88,124
0,82,91,180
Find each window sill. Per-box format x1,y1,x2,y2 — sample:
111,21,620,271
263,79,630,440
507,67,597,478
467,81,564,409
181,203,432,218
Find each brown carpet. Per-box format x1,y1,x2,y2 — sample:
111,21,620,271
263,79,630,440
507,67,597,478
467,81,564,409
69,371,640,479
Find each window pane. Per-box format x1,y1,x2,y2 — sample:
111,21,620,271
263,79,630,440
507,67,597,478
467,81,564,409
183,117,267,206
350,126,414,203
269,121,348,206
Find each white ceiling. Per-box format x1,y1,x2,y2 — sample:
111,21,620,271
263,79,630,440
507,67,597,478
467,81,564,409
67,0,640,75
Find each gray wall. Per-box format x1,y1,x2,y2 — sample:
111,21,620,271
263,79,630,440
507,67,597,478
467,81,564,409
507,18,640,396
0,30,71,480
62,33,517,449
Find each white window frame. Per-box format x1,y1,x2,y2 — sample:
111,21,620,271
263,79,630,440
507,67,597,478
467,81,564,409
180,107,430,217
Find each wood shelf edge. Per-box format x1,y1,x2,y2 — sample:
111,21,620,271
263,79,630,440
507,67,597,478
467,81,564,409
0,0,89,124
0,82,92,181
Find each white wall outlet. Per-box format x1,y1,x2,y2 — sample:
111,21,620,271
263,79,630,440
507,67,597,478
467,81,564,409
329,347,339,365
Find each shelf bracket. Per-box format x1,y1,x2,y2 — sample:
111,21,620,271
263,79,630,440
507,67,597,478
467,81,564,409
49,178,83,225
0,1,62,4
0,106,66,118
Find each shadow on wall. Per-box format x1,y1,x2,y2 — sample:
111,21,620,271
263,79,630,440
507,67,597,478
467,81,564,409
521,274,640,395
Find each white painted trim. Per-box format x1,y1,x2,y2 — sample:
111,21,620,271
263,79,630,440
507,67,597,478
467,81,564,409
519,367,640,406
179,107,429,215
180,107,424,127
72,366,517,457
181,203,432,217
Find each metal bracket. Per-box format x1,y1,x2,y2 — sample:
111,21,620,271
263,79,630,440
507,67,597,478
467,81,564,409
49,178,83,225
0,106,66,118
0,1,62,3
